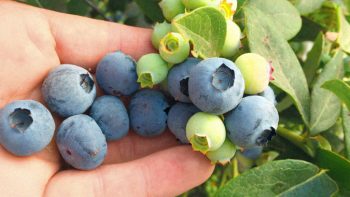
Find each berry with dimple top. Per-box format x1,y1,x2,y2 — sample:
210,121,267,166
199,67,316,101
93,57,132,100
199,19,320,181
258,86,277,105
159,0,185,21
152,22,172,49
206,138,237,165
90,95,129,141
96,51,139,96
0,100,55,156
188,58,245,115
159,32,190,64
42,64,96,117
136,53,169,88
221,20,241,58
168,58,201,103
225,96,279,148
129,89,169,137
167,102,200,143
235,53,271,94
186,112,226,154
56,114,107,170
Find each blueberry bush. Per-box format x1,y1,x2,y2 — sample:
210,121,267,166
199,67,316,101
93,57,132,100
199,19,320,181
19,0,350,196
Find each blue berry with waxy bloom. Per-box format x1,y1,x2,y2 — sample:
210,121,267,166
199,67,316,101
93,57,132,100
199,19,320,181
186,112,226,153
89,95,129,141
56,114,107,170
188,58,245,115
129,89,169,137
225,96,279,148
206,138,237,165
96,51,139,96
42,64,96,117
0,100,55,156
240,146,263,160
168,58,201,103
258,86,277,105
167,102,200,144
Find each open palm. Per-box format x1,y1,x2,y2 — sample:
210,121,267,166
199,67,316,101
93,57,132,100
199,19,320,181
0,1,214,196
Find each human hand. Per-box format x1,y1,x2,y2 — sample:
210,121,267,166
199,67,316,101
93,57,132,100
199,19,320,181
0,1,214,196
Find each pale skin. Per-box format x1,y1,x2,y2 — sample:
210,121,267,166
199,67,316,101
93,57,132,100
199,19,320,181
0,1,214,196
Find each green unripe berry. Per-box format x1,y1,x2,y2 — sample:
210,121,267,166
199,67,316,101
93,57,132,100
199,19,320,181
152,22,172,50
235,53,270,94
206,138,236,165
136,53,169,88
186,112,226,154
159,0,185,22
159,32,190,64
182,0,219,10
221,20,241,58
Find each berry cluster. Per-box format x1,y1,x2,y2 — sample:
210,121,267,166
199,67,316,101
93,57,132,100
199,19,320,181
0,0,279,169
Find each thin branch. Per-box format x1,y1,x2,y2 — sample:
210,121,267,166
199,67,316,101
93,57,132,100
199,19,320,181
83,0,113,21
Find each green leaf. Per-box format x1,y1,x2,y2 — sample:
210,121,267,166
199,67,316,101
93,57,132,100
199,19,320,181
289,0,324,15
39,0,67,12
303,33,325,86
310,51,344,135
322,79,350,110
315,148,350,196
343,105,350,160
216,160,338,197
244,2,311,126
22,0,43,7
337,8,350,54
172,7,226,58
307,2,338,32
134,0,164,22
292,17,324,42
67,0,90,16
243,0,302,40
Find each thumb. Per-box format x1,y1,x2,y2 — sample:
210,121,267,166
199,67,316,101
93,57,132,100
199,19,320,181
45,146,215,197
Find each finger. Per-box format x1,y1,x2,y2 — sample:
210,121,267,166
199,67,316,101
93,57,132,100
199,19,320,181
40,6,154,69
104,131,180,164
45,146,215,197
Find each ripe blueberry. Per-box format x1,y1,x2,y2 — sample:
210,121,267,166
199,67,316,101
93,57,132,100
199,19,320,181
57,114,107,170
240,146,263,160
0,100,55,156
129,89,169,137
90,96,129,141
168,58,201,103
96,51,139,96
188,58,245,115
225,96,279,148
258,86,277,105
42,64,96,117
167,102,200,143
